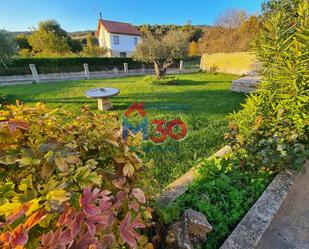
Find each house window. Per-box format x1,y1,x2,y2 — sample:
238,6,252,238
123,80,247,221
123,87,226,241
134,37,138,46
114,36,119,45
119,52,127,58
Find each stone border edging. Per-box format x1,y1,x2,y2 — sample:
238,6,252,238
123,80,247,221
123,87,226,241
158,145,231,205
220,169,296,249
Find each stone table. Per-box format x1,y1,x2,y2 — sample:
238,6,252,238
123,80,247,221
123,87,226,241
85,87,119,111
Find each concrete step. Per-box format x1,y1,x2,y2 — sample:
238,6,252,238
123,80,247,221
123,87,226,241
231,75,262,93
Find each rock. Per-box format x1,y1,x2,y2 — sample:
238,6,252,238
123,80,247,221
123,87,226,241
184,209,213,240
166,209,213,249
166,221,194,249
230,75,262,93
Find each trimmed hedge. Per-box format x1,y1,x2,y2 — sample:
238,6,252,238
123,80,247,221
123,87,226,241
3,57,148,70
0,57,199,76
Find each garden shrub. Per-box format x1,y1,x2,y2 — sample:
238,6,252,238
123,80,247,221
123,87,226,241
227,0,309,171
160,155,273,249
0,102,154,248
209,65,219,74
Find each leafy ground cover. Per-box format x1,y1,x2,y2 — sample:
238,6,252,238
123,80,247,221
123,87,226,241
160,156,274,249
0,72,244,189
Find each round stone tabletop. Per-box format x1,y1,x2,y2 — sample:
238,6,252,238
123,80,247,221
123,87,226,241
85,88,120,99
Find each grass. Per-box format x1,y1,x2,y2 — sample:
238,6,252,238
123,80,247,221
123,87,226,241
0,72,245,189
201,52,258,75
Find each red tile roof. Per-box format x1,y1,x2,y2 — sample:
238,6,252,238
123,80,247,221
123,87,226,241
97,19,142,36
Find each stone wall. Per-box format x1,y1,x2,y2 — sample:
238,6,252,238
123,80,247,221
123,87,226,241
200,52,260,75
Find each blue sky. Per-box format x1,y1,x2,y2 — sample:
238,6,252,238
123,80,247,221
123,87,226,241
0,0,264,32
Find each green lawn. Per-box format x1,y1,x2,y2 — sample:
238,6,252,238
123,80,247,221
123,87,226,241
0,72,245,188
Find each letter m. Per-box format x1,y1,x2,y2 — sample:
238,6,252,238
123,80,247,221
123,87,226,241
122,117,148,141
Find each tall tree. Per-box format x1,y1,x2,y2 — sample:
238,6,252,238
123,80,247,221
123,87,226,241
28,20,71,56
215,9,248,29
0,30,17,66
188,41,199,56
81,33,109,57
199,11,261,53
133,30,189,79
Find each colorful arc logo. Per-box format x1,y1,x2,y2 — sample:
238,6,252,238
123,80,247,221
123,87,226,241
122,102,188,144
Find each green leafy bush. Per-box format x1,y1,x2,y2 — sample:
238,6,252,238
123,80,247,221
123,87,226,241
160,155,273,249
0,103,154,248
227,0,309,171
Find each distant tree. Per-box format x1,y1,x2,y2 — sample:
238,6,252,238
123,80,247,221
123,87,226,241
133,30,189,79
37,19,68,37
0,30,18,66
198,10,261,53
15,34,32,50
139,24,203,42
238,16,261,50
215,9,248,29
181,22,204,42
188,41,199,56
81,33,109,57
68,38,83,53
28,20,71,56
15,34,32,57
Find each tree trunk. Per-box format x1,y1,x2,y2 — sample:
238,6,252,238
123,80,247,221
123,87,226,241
154,62,166,79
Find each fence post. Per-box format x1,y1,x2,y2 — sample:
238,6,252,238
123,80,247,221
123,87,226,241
29,64,40,83
113,67,118,75
123,63,128,74
83,63,90,79
142,64,146,75
179,60,184,72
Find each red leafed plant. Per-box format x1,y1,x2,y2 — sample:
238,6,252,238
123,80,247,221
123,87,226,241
38,188,148,249
0,103,155,249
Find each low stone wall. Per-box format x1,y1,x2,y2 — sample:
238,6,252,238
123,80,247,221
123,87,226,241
200,52,260,75
220,169,296,249
158,145,231,205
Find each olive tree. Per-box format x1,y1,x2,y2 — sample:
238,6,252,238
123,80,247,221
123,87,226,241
0,30,17,66
133,30,189,79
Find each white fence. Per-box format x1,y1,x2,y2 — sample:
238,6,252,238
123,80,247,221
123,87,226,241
0,62,200,86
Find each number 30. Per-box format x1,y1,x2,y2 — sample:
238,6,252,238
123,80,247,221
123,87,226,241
150,119,187,144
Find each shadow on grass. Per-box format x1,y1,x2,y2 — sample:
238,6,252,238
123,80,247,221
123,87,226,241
18,88,244,116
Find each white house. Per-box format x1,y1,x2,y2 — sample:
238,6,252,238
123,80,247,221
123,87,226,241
96,19,142,57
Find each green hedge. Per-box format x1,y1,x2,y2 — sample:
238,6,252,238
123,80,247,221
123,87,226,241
4,57,199,69
0,57,199,76
3,57,147,70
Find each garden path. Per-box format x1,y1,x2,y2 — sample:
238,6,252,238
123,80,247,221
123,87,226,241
257,161,309,249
